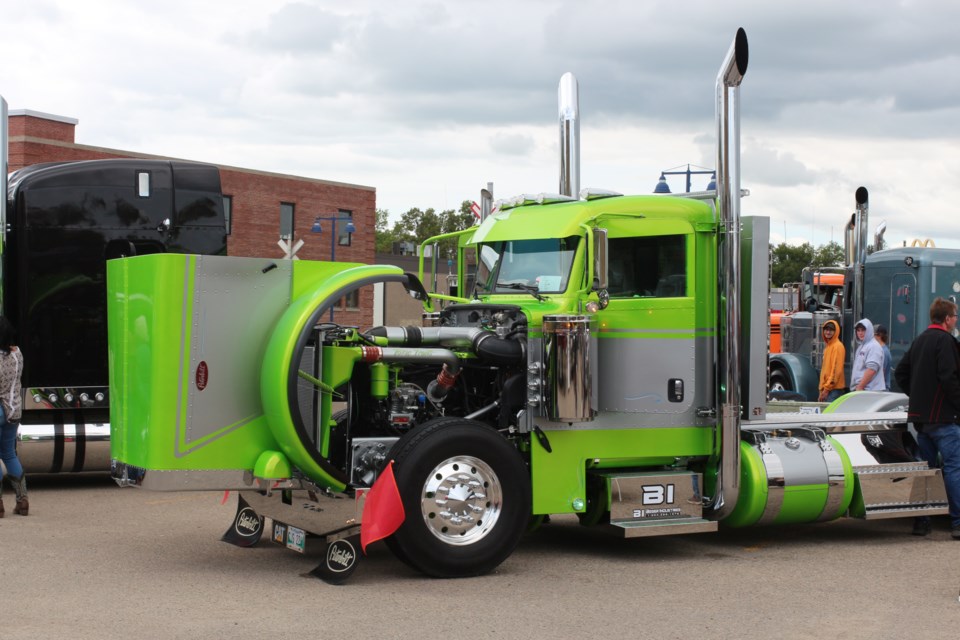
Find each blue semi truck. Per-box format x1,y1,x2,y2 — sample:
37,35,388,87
770,187,958,401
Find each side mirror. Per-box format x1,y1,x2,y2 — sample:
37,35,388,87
593,228,608,290
402,272,429,301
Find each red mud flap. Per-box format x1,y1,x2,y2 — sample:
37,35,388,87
360,460,406,552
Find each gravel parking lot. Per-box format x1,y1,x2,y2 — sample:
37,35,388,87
2,474,957,639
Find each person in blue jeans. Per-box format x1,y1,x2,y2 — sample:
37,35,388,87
894,297,960,539
875,324,893,391
0,317,26,517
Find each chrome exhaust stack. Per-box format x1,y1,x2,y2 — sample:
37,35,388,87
873,220,887,253
480,182,494,222
558,72,580,198
1,96,7,241
708,28,748,520
852,187,869,325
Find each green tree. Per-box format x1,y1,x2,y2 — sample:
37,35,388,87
812,241,844,268
377,200,478,257
770,241,847,286
375,208,401,254
395,207,443,244
770,242,815,287
443,200,478,236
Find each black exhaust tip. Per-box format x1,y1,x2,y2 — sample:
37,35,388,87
856,186,869,206
735,28,749,76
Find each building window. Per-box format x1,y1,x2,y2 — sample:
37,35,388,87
345,289,360,309
280,202,295,239
338,209,353,246
223,195,232,235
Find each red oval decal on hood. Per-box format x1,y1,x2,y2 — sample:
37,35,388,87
196,361,209,390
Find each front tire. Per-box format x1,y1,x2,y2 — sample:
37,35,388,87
386,417,531,578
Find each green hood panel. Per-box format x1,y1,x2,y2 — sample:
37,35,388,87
108,252,402,488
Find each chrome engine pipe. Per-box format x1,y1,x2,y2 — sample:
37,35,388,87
415,326,482,347
364,325,525,364
359,345,461,377
708,28,748,520
853,186,869,327
366,325,483,348
465,400,500,421
558,72,580,198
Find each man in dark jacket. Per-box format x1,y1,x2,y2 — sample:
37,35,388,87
894,297,960,539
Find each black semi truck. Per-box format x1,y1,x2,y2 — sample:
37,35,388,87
2,97,227,472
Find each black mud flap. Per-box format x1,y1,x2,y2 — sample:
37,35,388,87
221,495,265,547
309,534,362,585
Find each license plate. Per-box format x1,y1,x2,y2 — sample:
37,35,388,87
272,521,306,554
285,524,306,554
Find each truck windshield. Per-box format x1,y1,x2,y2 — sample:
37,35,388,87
475,236,579,295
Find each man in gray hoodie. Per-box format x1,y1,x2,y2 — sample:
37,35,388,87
851,318,886,391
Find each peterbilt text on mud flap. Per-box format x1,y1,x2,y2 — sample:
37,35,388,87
107,29,948,582
0,96,227,474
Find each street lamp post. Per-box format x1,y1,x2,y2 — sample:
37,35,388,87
653,164,716,194
311,214,357,320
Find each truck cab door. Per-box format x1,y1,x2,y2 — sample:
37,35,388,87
593,224,703,425
888,273,916,370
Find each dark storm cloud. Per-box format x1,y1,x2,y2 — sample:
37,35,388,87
231,0,960,140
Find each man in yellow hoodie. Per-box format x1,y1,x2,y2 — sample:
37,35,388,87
818,319,846,402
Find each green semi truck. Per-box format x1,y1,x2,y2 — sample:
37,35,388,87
107,28,947,582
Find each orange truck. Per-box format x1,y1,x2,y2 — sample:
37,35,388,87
769,270,843,354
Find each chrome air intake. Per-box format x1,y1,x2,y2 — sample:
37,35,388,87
558,72,580,198
542,315,597,422
709,28,749,519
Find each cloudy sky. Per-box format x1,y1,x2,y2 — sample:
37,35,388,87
3,0,959,248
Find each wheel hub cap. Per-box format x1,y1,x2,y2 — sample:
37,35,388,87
420,456,502,545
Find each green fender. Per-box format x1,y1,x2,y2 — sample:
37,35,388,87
260,263,406,491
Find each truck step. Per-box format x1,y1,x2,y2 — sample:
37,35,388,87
594,470,716,537
857,505,948,520
853,462,948,519
609,517,718,538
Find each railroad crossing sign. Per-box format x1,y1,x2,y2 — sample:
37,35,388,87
277,237,304,260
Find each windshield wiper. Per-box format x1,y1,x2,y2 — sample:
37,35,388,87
496,282,545,301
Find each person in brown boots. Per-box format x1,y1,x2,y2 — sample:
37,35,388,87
0,317,26,516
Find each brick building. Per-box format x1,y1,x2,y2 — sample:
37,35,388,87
6,108,377,326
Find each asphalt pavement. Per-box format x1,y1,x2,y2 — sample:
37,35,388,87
2,474,958,639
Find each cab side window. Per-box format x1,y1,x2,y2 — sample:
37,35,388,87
607,235,686,298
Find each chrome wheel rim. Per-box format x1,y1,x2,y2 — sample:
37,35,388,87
420,456,502,545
